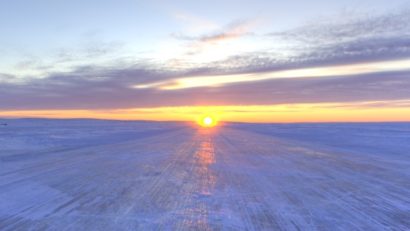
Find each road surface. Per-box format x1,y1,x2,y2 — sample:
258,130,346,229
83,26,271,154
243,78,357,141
1,121,410,230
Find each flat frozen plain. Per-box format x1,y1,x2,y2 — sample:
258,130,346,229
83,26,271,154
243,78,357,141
1,119,410,230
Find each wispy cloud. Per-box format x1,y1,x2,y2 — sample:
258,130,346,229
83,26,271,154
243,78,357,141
133,59,410,90
3,38,126,80
265,8,410,66
163,8,410,74
167,19,258,64
197,20,255,44
1,8,410,111
1,62,410,110
268,9,410,45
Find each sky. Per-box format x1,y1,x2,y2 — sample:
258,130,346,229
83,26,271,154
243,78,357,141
1,0,410,122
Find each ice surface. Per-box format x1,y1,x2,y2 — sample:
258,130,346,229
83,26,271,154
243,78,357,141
1,119,410,230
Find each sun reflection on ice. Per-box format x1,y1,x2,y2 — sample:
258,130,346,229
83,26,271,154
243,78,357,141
177,130,217,230
195,137,216,196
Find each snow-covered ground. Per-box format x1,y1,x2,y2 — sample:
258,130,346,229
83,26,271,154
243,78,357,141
1,119,409,230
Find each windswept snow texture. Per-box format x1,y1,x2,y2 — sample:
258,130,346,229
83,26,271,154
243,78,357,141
1,120,410,230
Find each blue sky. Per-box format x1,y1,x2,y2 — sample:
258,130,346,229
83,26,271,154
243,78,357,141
1,0,410,117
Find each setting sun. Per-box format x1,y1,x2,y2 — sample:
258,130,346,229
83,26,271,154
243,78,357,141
199,116,217,127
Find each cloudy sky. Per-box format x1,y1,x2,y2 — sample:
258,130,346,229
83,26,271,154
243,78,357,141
1,0,410,122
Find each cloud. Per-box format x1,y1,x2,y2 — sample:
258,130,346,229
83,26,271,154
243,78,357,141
197,20,255,44
1,9,410,111
265,8,410,65
319,99,410,109
164,9,410,75
133,59,410,90
268,9,410,45
172,18,254,42
169,19,257,60
0,73,17,83
165,8,410,72
1,62,410,110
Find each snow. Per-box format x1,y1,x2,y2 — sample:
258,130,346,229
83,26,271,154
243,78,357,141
1,119,410,230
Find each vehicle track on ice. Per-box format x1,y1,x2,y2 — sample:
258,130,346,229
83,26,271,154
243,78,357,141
1,126,410,230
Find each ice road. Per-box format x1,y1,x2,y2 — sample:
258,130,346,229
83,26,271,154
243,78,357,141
1,119,410,230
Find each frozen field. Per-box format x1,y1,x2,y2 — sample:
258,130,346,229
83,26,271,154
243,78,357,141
1,119,410,230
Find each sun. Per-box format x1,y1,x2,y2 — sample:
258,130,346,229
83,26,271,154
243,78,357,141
199,116,217,127
204,116,213,125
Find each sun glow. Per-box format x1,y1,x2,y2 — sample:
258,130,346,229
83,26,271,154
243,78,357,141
2,100,410,123
199,116,217,127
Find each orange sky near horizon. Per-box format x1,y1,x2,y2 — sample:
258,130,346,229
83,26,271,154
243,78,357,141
1,101,410,123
